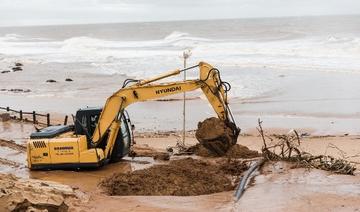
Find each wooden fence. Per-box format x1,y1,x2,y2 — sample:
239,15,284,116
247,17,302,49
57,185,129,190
0,106,51,126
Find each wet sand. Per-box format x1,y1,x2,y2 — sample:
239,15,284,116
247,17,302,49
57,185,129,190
2,61,360,135
237,161,360,212
77,164,360,212
0,120,360,211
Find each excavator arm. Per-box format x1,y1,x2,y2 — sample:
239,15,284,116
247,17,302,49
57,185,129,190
27,61,239,170
91,62,238,151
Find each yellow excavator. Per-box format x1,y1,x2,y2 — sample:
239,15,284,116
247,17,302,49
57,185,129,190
27,62,240,170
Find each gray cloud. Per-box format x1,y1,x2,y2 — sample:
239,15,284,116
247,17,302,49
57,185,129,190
0,0,359,26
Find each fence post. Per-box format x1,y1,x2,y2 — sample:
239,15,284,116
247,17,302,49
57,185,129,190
19,110,23,120
47,113,50,126
64,115,68,125
6,107,9,112
32,111,36,124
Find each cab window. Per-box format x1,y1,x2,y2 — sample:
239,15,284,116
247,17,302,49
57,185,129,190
89,114,99,135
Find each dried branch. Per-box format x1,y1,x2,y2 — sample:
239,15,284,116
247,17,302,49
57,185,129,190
257,119,356,175
257,118,267,149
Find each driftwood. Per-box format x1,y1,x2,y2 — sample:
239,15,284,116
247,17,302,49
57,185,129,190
257,119,356,175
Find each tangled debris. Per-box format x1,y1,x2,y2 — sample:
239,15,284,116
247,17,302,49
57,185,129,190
257,119,356,175
100,158,248,196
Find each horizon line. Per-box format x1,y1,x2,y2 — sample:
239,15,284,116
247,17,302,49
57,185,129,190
0,13,359,28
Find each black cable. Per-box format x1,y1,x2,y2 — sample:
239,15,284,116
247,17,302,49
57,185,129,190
199,67,237,126
122,79,140,88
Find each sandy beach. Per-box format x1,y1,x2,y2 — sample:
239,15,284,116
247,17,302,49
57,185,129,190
0,119,359,211
1,14,360,211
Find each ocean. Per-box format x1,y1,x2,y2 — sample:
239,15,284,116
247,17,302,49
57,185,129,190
1,15,360,134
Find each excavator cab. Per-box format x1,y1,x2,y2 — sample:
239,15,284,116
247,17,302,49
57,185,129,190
74,107,103,141
27,108,134,170
73,107,133,160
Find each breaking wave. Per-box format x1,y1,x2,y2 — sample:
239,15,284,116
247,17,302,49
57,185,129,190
1,30,360,99
1,31,359,70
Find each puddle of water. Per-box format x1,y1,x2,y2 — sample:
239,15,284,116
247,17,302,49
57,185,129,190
0,121,34,144
29,157,161,192
0,146,26,164
236,161,360,211
29,162,132,192
0,120,163,192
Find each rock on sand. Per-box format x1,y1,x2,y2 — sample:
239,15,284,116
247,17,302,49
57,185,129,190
0,174,75,211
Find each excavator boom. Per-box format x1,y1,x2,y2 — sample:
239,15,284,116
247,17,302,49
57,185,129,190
91,62,232,145
27,61,239,170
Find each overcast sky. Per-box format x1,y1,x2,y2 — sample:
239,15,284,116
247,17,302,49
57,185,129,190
1,0,359,26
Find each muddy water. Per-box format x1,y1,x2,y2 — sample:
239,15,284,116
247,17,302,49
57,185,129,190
29,162,131,192
0,120,34,144
236,161,360,212
3,152,158,192
0,121,161,192
0,146,25,164
29,157,159,192
0,142,28,177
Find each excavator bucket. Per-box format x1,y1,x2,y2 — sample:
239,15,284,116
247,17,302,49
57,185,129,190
200,139,233,156
195,117,239,156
